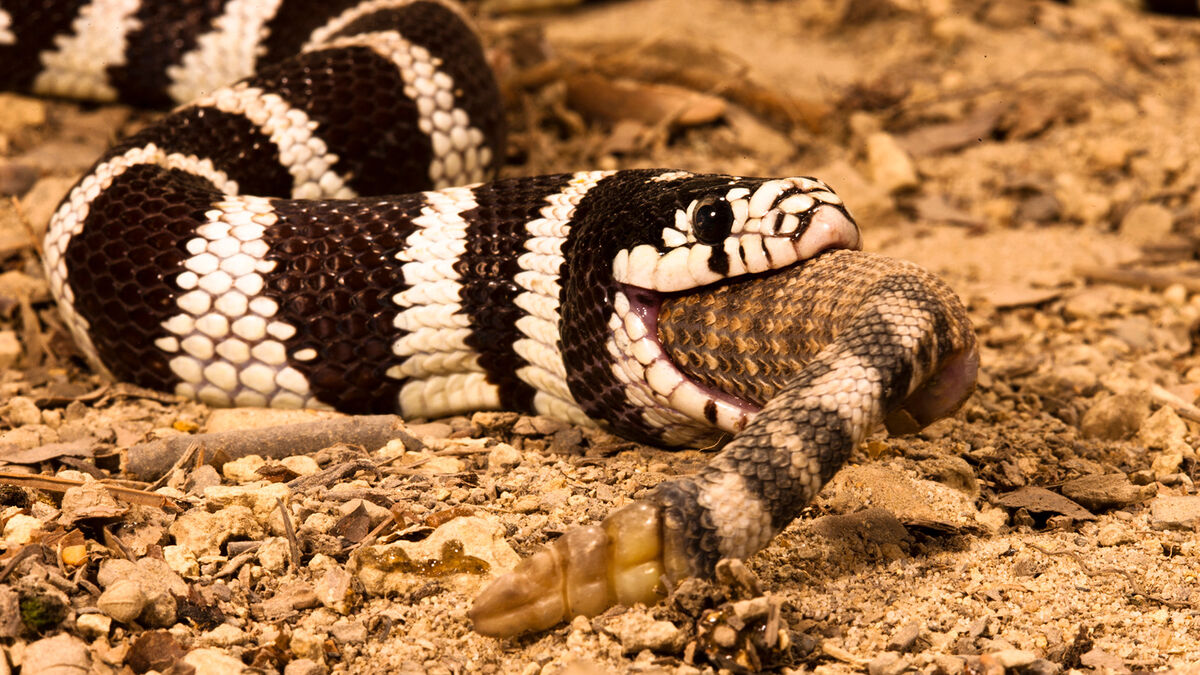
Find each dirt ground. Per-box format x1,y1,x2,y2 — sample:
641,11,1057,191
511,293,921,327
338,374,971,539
1,0,1200,672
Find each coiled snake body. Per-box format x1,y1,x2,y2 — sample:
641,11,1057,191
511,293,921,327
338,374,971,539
1,0,978,637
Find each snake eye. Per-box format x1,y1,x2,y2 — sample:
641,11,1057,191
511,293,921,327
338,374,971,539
692,196,734,245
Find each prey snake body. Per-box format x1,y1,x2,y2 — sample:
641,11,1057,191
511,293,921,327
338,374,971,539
1,0,979,637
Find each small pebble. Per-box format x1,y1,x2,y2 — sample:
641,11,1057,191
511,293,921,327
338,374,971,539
488,442,522,470
1119,202,1173,245
1164,283,1188,306
285,659,328,675
281,455,320,476
1079,392,1150,440
603,611,686,654
22,634,91,674
290,626,326,661
197,623,248,647
2,396,40,427
330,619,368,644
75,612,111,639
866,132,919,193
97,579,147,623
3,513,42,544
222,455,267,483
867,651,909,675
887,622,921,652
1097,522,1133,547
183,648,249,675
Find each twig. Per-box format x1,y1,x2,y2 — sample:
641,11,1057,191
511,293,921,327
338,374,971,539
124,414,421,481
147,441,201,491
0,471,181,510
287,458,378,491
1075,265,1200,293
1149,384,1200,424
215,551,256,579
0,544,37,583
278,498,302,573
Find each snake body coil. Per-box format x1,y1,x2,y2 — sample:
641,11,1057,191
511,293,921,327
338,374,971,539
2,0,978,637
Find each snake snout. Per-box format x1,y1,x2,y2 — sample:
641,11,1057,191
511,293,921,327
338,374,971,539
794,205,861,260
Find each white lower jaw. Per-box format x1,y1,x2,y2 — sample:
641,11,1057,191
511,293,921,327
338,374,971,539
608,289,757,441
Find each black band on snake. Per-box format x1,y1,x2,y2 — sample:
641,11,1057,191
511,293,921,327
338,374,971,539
1,0,979,637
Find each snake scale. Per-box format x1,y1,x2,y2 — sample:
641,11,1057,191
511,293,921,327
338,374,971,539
2,0,978,637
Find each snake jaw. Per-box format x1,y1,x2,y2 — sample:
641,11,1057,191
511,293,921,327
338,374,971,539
611,284,759,438
605,202,862,440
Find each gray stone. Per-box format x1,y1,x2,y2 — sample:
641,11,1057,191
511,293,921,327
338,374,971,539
1149,495,1200,530
1060,474,1153,511
887,621,921,652
1080,392,1150,441
1119,203,1174,246
867,651,909,675
602,610,687,654
22,634,91,674
284,658,328,675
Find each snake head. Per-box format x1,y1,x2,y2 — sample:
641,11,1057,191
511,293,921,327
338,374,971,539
611,174,860,293
559,171,861,447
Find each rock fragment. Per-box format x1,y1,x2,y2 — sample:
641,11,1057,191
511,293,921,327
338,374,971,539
868,651,909,675
1118,202,1173,245
183,647,251,674
169,505,264,557
1079,392,1150,440
96,558,188,627
1149,495,1200,531
887,621,922,652
866,132,919,193
352,516,518,597
1060,474,1153,511
22,634,91,675
600,610,686,655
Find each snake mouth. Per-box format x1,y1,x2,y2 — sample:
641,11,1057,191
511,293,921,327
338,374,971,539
609,205,862,437
614,284,760,434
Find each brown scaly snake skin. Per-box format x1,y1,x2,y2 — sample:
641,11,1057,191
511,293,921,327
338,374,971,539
470,250,978,637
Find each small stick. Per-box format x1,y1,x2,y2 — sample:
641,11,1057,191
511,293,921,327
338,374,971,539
0,545,37,583
0,471,181,510
124,414,420,481
278,498,302,573
147,441,201,491
1149,384,1200,424
1075,265,1200,293
215,551,256,578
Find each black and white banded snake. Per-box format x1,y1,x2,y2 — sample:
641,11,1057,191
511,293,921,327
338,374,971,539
1,0,979,637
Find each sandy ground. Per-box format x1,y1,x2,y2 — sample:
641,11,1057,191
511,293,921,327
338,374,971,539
1,0,1200,673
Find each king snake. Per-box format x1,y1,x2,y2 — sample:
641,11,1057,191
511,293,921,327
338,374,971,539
1,0,979,637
